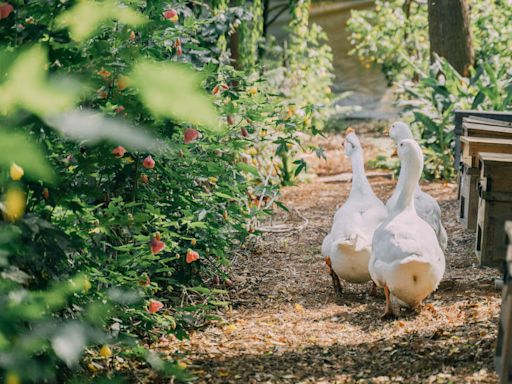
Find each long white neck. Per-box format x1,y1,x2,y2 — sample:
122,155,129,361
390,154,422,214
349,150,373,198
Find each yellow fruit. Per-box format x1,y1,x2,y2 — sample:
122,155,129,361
99,345,112,358
5,372,20,384
294,303,304,312
248,87,257,95
247,147,257,156
191,238,197,246
177,360,187,369
83,277,91,292
208,176,218,184
10,163,24,181
2,189,26,222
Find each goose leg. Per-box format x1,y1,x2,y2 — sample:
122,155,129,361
324,256,343,298
382,284,395,319
369,281,378,297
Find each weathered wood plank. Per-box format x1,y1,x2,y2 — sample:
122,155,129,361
495,222,512,383
475,155,512,266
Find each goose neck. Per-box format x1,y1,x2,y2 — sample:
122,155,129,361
349,150,372,196
391,156,422,214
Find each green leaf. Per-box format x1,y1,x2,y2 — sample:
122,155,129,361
130,61,220,130
56,0,146,42
0,131,54,181
236,162,259,176
0,46,80,117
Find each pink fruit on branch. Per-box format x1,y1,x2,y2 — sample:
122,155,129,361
0,3,14,20
143,155,155,169
184,128,200,144
148,299,164,313
186,250,199,263
112,146,126,158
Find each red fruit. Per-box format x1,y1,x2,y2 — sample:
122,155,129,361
140,274,150,286
115,105,125,114
221,84,229,90
112,146,126,158
224,279,234,287
212,85,220,95
186,250,199,264
42,188,49,200
227,115,235,125
140,174,149,184
150,234,165,254
241,127,249,137
184,128,200,144
213,275,220,285
176,45,182,56
163,9,178,22
143,155,155,169
148,299,164,313
0,3,14,20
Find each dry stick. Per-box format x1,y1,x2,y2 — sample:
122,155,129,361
257,207,308,233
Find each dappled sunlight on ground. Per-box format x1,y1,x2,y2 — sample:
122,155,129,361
157,131,500,383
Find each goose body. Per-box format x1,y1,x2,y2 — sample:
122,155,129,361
386,122,448,251
322,130,387,287
370,139,445,315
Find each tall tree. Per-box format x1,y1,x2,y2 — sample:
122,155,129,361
427,0,474,77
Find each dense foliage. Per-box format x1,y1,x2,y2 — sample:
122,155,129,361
0,0,333,381
348,0,512,179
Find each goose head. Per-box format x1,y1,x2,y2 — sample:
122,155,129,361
397,138,424,174
389,122,413,144
343,127,362,158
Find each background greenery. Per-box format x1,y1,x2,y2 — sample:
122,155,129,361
348,0,512,179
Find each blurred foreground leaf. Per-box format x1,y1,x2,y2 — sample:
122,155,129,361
56,0,146,42
0,46,80,117
130,61,220,131
45,109,164,153
0,131,54,181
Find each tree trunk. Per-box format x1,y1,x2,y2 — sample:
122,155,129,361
427,0,474,77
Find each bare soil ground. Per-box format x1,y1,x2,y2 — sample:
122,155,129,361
158,128,501,383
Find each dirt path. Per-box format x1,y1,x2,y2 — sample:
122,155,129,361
159,130,502,383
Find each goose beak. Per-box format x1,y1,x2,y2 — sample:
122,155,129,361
391,148,398,158
345,127,354,137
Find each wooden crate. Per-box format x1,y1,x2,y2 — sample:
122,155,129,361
457,137,512,230
475,153,512,266
454,110,512,169
495,221,512,383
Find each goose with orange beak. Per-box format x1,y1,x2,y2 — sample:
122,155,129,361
321,128,387,298
385,122,448,251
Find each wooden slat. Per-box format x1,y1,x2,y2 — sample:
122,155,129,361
461,137,512,167
496,222,512,383
463,122,512,139
464,116,512,128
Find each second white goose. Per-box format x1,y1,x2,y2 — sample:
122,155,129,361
386,122,448,251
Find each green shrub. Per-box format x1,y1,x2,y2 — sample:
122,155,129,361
0,0,334,380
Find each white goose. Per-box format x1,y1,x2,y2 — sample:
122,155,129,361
370,139,445,317
322,128,387,296
386,122,448,251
